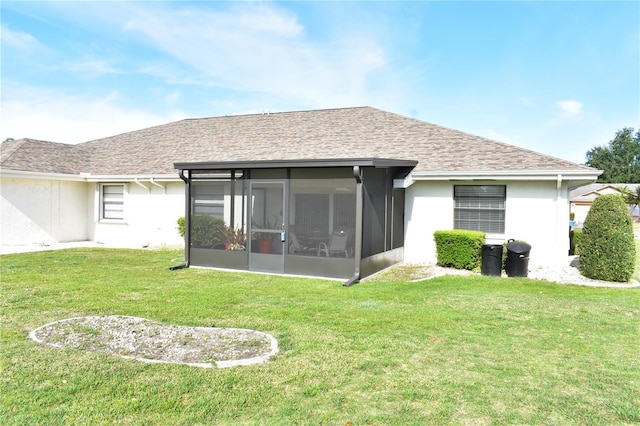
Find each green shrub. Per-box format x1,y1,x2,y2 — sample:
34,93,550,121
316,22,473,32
580,194,635,282
190,215,227,248
569,229,583,256
434,230,485,271
177,217,186,238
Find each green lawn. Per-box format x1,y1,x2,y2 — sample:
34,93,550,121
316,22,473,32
2,249,639,425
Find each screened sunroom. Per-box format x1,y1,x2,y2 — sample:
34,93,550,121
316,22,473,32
174,158,416,284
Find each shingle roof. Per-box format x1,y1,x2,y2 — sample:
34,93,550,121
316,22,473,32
0,138,90,175
1,106,598,176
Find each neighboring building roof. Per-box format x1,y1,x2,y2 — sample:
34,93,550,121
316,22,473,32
1,106,600,178
570,183,640,203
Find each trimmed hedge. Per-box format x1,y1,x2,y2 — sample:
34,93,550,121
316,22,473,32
434,230,485,271
579,194,635,282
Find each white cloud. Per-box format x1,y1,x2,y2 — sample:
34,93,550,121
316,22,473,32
0,2,412,143
118,3,390,108
1,84,184,143
65,60,120,75
0,25,42,50
165,91,182,105
556,100,583,118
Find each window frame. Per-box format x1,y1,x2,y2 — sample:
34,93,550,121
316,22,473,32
192,182,226,219
99,183,126,221
453,185,506,234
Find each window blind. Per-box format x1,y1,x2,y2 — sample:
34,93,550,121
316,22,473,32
102,184,124,220
193,184,225,218
454,185,506,233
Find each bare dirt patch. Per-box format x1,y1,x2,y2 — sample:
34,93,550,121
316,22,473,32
29,315,278,368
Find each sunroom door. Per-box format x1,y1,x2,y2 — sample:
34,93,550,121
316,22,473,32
249,181,286,273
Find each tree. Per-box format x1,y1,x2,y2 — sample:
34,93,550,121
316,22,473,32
617,185,640,217
585,127,640,183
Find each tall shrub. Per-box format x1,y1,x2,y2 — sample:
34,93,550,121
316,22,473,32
177,217,186,238
434,230,485,271
190,215,227,248
580,194,635,282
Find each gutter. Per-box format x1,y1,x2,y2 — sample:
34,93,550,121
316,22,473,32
0,169,183,183
411,169,602,181
0,169,88,182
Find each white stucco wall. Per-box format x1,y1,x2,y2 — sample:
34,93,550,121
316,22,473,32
404,180,571,269
91,180,185,248
1,177,89,246
1,175,186,250
2,173,576,270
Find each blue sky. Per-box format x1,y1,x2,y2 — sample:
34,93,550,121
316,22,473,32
1,1,638,164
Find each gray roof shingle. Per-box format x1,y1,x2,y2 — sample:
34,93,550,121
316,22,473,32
0,138,91,175
1,107,598,176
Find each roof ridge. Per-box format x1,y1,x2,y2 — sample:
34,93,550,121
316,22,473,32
76,108,370,144
180,106,372,122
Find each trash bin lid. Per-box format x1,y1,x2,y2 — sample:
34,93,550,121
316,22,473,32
506,240,531,253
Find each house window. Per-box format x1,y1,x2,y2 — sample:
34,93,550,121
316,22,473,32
454,185,506,233
193,184,224,218
101,184,124,220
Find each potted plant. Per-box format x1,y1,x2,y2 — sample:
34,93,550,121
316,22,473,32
224,226,246,251
253,216,280,254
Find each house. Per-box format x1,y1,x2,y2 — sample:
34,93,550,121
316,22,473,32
1,107,601,281
570,183,640,227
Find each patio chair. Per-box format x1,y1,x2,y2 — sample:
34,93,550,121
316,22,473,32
289,233,315,255
318,230,350,257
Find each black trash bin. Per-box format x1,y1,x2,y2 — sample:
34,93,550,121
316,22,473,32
481,244,503,276
505,240,531,277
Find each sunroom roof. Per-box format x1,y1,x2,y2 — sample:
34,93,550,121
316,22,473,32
174,157,418,172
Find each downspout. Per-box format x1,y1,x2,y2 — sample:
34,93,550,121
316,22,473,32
150,178,166,195
229,171,235,229
170,169,190,270
133,178,150,193
344,165,364,286
556,174,563,269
